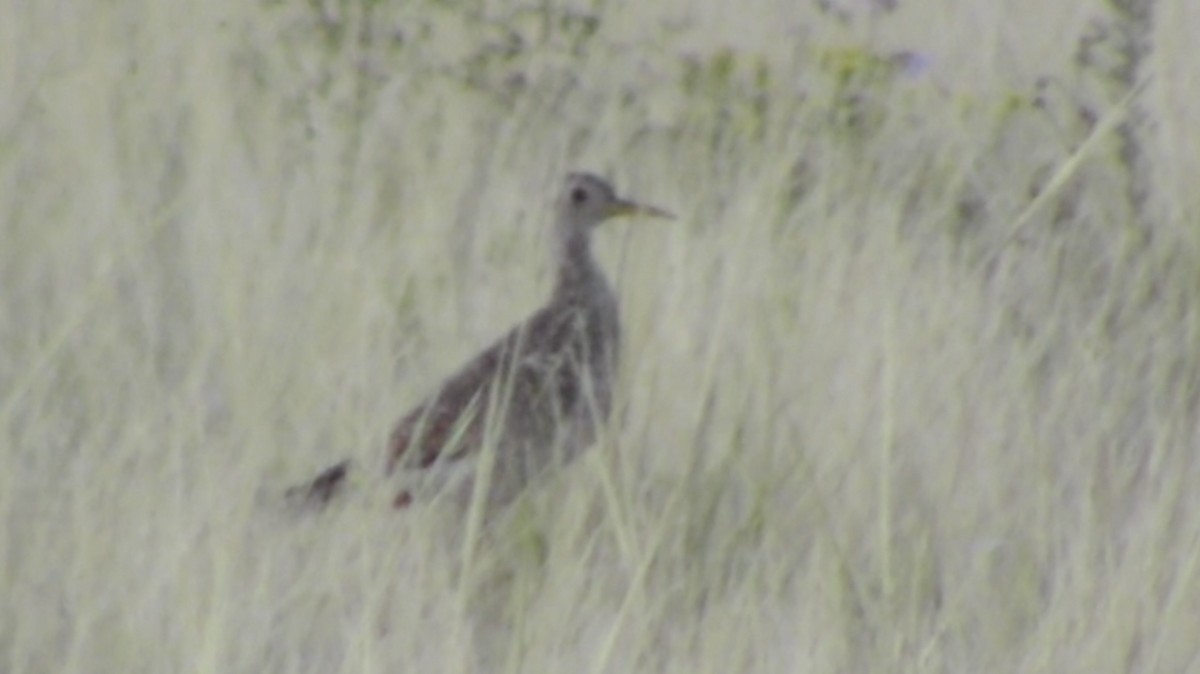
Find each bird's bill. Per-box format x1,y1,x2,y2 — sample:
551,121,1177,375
608,199,676,220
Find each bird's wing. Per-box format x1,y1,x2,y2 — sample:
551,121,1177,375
385,301,588,474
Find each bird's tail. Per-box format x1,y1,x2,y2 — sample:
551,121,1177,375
285,460,351,507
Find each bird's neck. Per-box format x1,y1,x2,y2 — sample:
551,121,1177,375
553,227,605,301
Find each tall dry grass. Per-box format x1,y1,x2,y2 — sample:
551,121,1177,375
3,0,1199,672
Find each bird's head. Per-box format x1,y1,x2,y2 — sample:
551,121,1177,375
558,173,674,230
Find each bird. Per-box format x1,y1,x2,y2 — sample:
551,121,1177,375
291,172,673,510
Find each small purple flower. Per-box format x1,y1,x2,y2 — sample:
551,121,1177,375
890,51,934,79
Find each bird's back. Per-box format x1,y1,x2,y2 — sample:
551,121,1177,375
386,279,619,505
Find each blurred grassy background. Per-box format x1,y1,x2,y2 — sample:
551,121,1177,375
3,0,1199,672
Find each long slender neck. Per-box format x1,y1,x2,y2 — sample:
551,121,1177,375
553,223,603,301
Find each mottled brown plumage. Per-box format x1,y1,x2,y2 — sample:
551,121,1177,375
292,173,671,510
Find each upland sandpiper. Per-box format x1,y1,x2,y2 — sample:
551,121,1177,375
293,173,673,509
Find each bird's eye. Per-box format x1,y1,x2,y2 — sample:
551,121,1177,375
570,187,589,205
